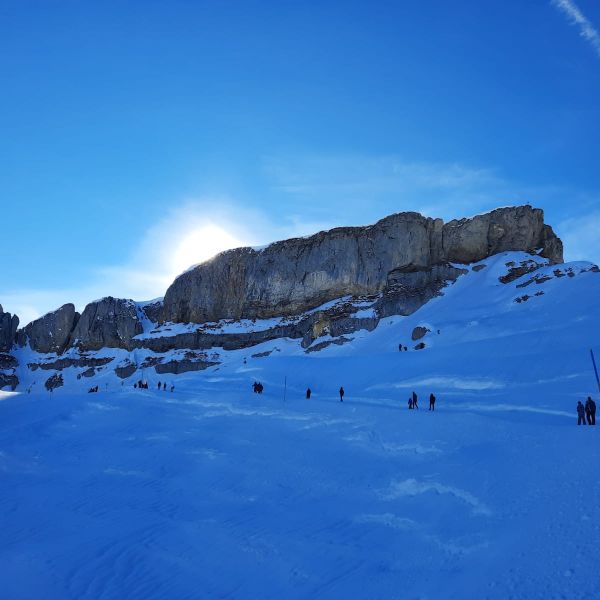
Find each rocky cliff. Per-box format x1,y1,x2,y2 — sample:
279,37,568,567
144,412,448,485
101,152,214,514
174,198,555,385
17,303,79,354
0,305,19,390
162,206,563,323
0,205,565,387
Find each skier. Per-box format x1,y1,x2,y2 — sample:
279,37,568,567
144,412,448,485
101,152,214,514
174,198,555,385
412,391,418,409
429,393,436,411
339,386,345,402
306,388,312,399
577,401,586,425
585,396,596,425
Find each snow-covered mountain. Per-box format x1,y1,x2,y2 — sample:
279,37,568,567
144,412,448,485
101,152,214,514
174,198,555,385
0,205,575,392
1,249,599,597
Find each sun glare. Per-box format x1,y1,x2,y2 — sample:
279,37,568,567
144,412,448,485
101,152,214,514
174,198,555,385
171,224,245,275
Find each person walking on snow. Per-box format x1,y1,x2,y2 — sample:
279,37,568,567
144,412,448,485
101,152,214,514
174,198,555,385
412,391,418,409
429,393,436,411
585,397,596,425
577,401,586,425
339,387,345,402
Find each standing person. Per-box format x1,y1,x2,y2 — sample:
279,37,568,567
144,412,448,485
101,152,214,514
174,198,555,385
577,401,586,425
408,397,413,409
412,391,418,409
306,388,312,399
163,382,167,391
339,387,345,402
585,396,596,425
429,393,436,411
157,381,161,390
170,384,174,392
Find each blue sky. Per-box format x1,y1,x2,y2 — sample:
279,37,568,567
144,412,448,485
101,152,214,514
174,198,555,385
1,0,599,324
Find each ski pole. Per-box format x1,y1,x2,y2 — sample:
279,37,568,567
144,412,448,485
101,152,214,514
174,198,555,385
591,349,600,393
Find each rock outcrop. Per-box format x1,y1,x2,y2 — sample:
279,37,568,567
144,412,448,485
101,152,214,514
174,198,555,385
162,206,562,324
68,297,143,351
17,303,79,354
0,305,19,352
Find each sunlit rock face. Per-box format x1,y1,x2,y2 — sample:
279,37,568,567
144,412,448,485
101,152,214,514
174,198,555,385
162,206,563,323
68,297,143,351
17,303,79,354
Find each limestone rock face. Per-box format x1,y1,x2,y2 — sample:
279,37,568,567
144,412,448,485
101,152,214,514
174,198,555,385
163,206,562,324
18,303,79,354
69,297,143,351
0,305,19,352
441,206,563,264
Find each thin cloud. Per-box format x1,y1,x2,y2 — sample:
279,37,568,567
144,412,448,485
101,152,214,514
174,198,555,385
263,154,538,222
552,0,600,58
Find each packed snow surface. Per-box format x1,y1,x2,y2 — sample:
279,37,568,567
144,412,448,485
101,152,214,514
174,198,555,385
2,252,600,599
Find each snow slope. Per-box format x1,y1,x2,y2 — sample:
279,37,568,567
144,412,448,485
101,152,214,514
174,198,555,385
1,252,600,599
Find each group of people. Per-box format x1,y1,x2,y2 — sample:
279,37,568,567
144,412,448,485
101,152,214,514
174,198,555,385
156,381,175,392
407,391,436,410
252,381,264,394
577,397,597,425
134,380,175,392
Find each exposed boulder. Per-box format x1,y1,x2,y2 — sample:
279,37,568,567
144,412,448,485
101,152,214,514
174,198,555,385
0,372,18,391
17,303,79,354
0,305,19,352
163,206,561,324
154,358,219,374
115,361,137,379
411,326,430,341
69,297,143,351
45,373,64,391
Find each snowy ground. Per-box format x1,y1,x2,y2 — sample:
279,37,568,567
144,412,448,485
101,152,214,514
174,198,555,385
2,252,600,599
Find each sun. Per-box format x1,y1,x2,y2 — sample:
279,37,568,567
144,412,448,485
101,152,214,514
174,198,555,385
171,224,245,275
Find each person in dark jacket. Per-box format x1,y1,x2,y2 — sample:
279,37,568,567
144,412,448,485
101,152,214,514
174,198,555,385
412,391,418,409
585,397,596,425
429,393,436,411
339,387,345,402
577,401,586,425
408,397,413,409
306,388,312,399
157,381,161,390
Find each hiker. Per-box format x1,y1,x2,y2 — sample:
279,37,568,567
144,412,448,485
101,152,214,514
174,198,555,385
339,386,345,402
306,388,312,399
585,396,596,425
429,393,436,411
157,381,161,390
412,391,418,409
577,401,586,425
408,397,413,409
